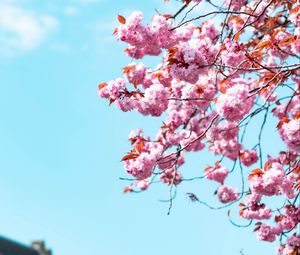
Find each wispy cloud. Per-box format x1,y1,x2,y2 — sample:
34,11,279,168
0,2,58,54
64,6,80,16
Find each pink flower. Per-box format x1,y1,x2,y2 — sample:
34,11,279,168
217,185,239,203
170,38,218,83
278,235,300,255
98,78,126,100
137,83,170,116
123,62,146,85
160,168,182,185
249,162,296,198
256,224,276,242
216,84,254,122
279,119,300,153
125,153,155,179
205,162,229,184
221,38,245,66
136,178,150,190
240,194,272,220
240,150,259,166
201,20,218,40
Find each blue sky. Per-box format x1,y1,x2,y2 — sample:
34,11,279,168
0,0,282,254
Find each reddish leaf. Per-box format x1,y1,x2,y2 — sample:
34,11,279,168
109,98,116,105
133,80,139,89
293,165,300,174
112,27,118,35
294,183,300,191
257,40,271,49
123,186,133,193
279,36,296,47
121,153,139,161
135,142,143,154
219,83,227,94
161,122,169,129
275,100,281,105
294,111,300,120
204,166,213,174
98,82,107,90
118,15,126,24
162,14,173,19
248,168,264,180
123,65,135,74
233,30,243,41
276,117,290,129
275,215,284,222
239,208,246,217
264,161,269,171
253,225,261,232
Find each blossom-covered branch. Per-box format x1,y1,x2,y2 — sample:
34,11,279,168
98,0,300,254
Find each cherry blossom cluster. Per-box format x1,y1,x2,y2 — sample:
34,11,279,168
99,0,300,253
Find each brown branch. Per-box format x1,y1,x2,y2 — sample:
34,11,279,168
172,11,259,30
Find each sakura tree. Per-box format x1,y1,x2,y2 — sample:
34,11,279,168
98,0,300,254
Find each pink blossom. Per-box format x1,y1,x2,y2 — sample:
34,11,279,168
98,78,126,100
278,234,300,255
136,178,150,190
179,130,205,152
256,224,276,242
221,38,245,66
240,150,259,166
137,83,170,116
240,194,272,220
123,62,146,85
272,95,300,119
160,168,182,185
205,163,229,184
125,153,155,179
217,185,239,203
216,84,254,122
249,162,296,198
279,119,300,153
170,38,219,83
201,20,218,40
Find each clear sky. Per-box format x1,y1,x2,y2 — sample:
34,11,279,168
0,0,282,254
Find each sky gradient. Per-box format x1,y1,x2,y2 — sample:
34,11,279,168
0,1,282,254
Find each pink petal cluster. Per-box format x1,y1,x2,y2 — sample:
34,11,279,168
240,149,259,166
170,38,219,83
216,84,254,122
99,2,300,248
221,38,245,66
240,193,272,220
278,119,300,153
256,224,276,242
160,168,182,185
249,162,296,198
205,162,229,184
123,62,146,85
278,234,300,255
136,178,150,190
254,205,300,243
217,185,239,204
225,0,247,10
98,78,126,101
118,12,193,59
207,121,242,160
137,83,170,116
125,153,155,180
